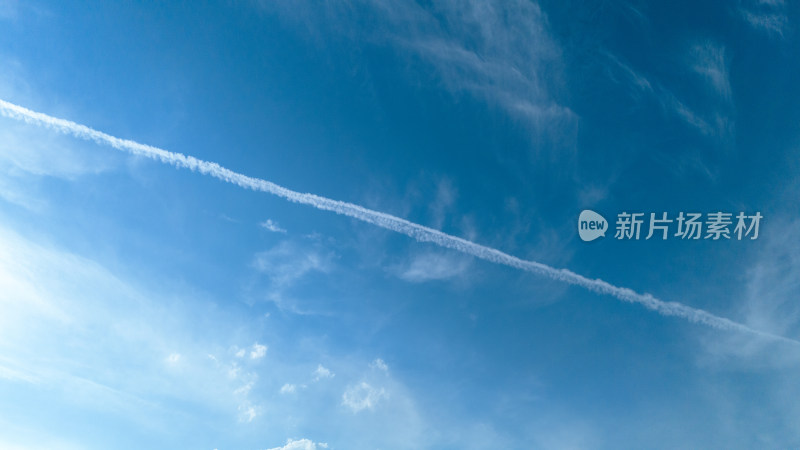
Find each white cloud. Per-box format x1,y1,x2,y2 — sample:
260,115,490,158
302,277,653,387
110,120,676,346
740,9,788,36
312,364,334,381
264,438,328,450
694,217,800,446
0,223,275,430
743,223,800,336
738,0,789,37
0,116,117,211
428,175,457,230
342,382,387,413
260,219,287,233
4,92,771,336
234,383,253,396
0,117,115,179
261,0,576,146
370,358,389,372
397,0,573,129
0,174,46,212
239,404,257,423
664,94,718,137
702,217,800,364
250,240,336,314
253,241,333,288
603,52,730,139
0,219,447,444
396,251,471,283
602,52,653,93
208,349,262,423
690,42,731,101
280,383,296,394
250,343,268,359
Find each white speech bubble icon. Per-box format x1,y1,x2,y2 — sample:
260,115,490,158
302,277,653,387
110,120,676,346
578,210,607,242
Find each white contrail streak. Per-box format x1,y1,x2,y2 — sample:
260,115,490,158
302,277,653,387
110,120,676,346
1,98,796,345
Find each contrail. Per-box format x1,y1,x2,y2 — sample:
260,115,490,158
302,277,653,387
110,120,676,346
1,98,796,345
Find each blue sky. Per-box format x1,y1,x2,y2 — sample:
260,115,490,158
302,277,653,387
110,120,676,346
0,0,799,449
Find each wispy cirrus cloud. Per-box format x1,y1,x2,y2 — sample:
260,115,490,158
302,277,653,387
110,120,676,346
738,0,790,37
704,216,800,363
696,212,800,444
690,42,731,101
428,178,456,230
250,239,336,314
0,116,116,211
262,0,577,146
253,240,333,288
394,250,472,283
342,381,387,413
1,98,793,344
603,49,733,140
